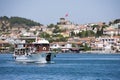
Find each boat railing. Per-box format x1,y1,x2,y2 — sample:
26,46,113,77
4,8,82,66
14,48,28,55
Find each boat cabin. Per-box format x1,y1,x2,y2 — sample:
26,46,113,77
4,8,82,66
14,39,50,55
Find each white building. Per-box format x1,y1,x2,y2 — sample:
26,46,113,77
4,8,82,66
50,42,72,51
91,36,118,53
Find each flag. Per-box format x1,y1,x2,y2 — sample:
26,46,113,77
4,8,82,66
65,13,68,17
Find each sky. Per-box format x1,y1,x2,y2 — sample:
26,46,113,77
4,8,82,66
0,0,120,25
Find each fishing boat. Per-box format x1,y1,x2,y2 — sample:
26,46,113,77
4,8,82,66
13,38,55,63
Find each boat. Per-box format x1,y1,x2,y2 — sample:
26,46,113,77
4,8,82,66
13,38,55,63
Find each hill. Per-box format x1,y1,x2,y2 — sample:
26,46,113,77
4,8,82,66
0,16,42,32
10,16,41,27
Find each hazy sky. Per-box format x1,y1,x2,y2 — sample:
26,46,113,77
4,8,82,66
0,0,120,25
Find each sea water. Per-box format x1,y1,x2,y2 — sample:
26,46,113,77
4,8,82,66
0,53,120,80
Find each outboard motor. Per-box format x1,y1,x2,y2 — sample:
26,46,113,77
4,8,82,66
46,53,51,61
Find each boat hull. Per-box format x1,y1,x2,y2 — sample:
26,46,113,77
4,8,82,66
14,53,55,63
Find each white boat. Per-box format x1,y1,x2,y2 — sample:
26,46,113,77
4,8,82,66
13,38,55,63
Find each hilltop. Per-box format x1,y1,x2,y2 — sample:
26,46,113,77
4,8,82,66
0,16,42,32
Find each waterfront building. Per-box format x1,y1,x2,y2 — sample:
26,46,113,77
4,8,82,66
90,36,119,53
50,42,72,52
0,40,9,53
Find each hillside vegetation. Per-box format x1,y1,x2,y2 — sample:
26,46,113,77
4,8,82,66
0,16,41,30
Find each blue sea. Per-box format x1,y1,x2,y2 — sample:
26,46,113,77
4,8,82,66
0,53,120,80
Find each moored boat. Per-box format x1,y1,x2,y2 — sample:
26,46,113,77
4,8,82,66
13,38,55,63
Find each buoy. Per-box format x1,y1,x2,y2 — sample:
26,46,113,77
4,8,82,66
43,47,46,50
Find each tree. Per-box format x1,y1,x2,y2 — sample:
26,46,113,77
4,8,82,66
113,19,120,24
53,25,61,33
47,24,55,28
102,24,108,28
0,16,9,20
100,27,104,35
39,32,50,39
72,44,76,47
96,29,101,37
85,31,89,37
70,31,75,37
91,25,99,30
84,43,91,51
109,21,112,26
81,31,86,38
77,30,95,38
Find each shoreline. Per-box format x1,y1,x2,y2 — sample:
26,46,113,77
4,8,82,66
0,51,120,54
55,51,120,54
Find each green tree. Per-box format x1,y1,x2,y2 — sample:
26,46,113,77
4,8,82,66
39,32,50,39
72,44,76,47
84,43,91,51
53,25,61,33
0,16,9,20
70,31,75,37
47,24,55,28
96,29,101,37
91,25,99,30
113,19,120,24
81,31,86,37
109,21,112,26
85,31,89,37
